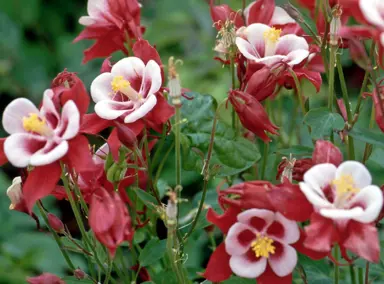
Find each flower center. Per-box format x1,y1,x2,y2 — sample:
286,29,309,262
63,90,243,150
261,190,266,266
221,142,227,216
110,75,141,101
332,174,359,197
263,27,281,57
251,234,275,258
23,113,50,136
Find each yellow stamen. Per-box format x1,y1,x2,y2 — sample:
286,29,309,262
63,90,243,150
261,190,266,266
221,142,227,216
332,174,359,197
263,27,282,44
111,75,130,93
23,113,48,135
251,234,276,258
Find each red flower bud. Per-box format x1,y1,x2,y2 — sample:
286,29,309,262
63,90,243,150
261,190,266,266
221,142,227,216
229,90,279,142
74,269,86,280
209,0,244,30
27,273,64,284
89,188,134,257
337,99,348,121
372,84,384,133
246,66,278,101
47,213,65,233
100,56,113,73
51,70,90,115
219,181,275,210
116,123,138,148
131,265,151,282
312,140,343,166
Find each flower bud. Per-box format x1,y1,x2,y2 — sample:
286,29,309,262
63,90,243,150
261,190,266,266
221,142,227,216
246,66,278,102
229,90,278,142
100,56,112,73
276,158,313,182
166,198,178,225
74,269,86,280
27,273,65,284
312,140,343,166
371,83,384,133
329,5,342,46
168,57,182,106
47,213,65,233
116,123,138,149
7,176,22,210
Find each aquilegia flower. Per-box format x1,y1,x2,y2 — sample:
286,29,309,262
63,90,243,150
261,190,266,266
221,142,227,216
90,57,162,124
236,23,309,67
2,90,80,168
299,161,383,262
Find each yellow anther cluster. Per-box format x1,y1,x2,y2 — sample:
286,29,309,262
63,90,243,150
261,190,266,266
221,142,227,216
23,113,47,135
263,27,282,43
111,76,130,93
333,174,359,196
251,234,276,258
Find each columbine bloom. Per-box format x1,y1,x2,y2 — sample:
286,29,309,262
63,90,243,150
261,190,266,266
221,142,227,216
299,161,383,261
225,209,299,280
90,57,161,124
2,90,80,168
236,23,309,67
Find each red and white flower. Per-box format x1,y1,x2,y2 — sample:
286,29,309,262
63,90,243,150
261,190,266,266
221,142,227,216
2,90,80,168
236,23,309,67
225,209,299,279
300,161,382,223
90,57,161,124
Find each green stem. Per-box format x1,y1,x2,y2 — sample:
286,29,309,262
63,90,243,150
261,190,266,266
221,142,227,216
336,53,355,160
289,69,306,115
175,106,182,186
103,256,113,284
260,143,269,180
362,106,375,163
230,55,239,133
334,245,340,284
328,45,337,143
349,265,357,284
365,262,370,284
37,202,76,271
183,100,226,241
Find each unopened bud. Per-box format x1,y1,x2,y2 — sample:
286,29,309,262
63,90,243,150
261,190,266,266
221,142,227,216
7,176,22,210
330,5,342,46
116,123,137,148
283,4,304,23
279,156,296,183
74,269,86,280
168,57,182,106
48,213,65,233
100,56,112,73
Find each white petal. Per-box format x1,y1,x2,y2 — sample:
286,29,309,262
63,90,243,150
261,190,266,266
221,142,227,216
268,244,297,277
87,0,108,18
2,98,39,134
111,57,145,83
299,182,332,208
30,141,69,166
94,143,109,164
303,163,337,195
91,73,115,103
236,37,260,61
349,185,383,223
255,54,287,66
320,207,365,220
79,16,96,26
4,134,46,168
94,100,132,120
335,161,372,189
140,60,162,97
286,49,310,66
272,213,300,244
230,254,267,278
359,0,384,29
237,209,275,232
270,7,296,25
225,223,256,256
245,23,270,56
124,95,157,123
275,34,309,56
41,90,60,128
57,100,80,140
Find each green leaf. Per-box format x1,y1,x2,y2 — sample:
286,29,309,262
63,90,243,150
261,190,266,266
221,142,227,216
349,126,384,148
132,188,159,212
139,238,167,267
181,93,261,176
303,107,345,139
276,145,314,157
299,255,332,284
222,276,255,283
62,276,94,283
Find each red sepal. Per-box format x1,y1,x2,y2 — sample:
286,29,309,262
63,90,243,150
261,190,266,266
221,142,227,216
257,266,292,284
0,138,8,166
202,242,232,282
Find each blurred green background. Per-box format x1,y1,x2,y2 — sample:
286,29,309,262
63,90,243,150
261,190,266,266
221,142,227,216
1,0,384,283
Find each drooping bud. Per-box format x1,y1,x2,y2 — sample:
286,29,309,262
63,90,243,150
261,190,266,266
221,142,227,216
74,268,86,280
47,213,65,233
329,5,342,46
371,82,384,133
116,123,138,149
27,273,65,284
283,3,304,23
312,140,343,166
168,57,182,106
7,176,22,210
229,90,278,142
166,191,178,226
246,66,278,101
